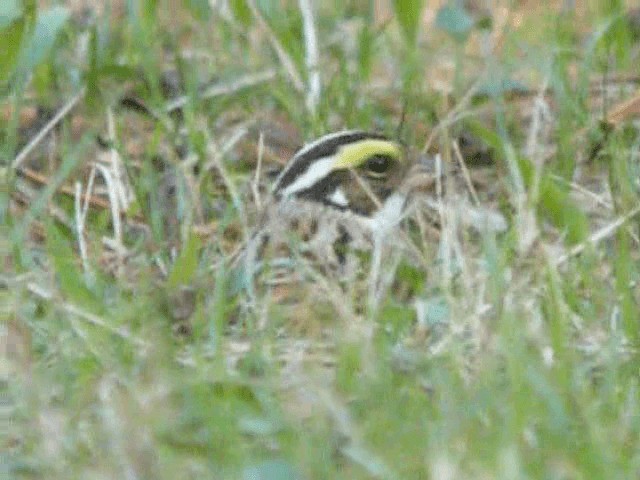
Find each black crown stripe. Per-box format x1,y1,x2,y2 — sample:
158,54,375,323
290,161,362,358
273,131,389,194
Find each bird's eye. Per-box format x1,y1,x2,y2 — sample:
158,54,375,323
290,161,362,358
364,155,393,177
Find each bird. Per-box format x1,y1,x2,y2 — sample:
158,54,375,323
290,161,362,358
238,130,417,291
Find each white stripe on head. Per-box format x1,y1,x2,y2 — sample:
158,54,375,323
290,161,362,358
293,130,364,159
273,130,366,191
278,156,335,197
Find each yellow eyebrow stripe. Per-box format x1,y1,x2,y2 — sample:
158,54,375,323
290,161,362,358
332,139,402,169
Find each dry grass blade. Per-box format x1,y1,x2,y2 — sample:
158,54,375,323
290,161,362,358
555,204,640,266
16,165,114,211
298,0,320,114
606,88,640,125
74,181,89,273
165,69,277,112
26,282,148,348
452,139,480,205
420,76,487,155
11,88,86,170
350,169,383,210
205,127,251,234
246,0,305,92
550,174,614,210
252,132,265,210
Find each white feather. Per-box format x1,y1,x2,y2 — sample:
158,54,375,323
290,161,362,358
292,130,364,159
328,188,349,207
273,130,366,192
278,157,334,197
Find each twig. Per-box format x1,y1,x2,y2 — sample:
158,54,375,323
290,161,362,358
555,204,640,265
12,87,86,170
299,0,320,114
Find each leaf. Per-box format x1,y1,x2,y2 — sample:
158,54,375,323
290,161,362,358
357,23,374,80
15,146,82,246
584,15,618,62
141,0,159,24
392,0,426,45
341,444,395,479
13,6,69,82
0,14,25,83
227,262,252,296
208,263,230,351
583,13,635,76
464,121,503,152
467,121,588,245
518,156,589,245
98,63,139,82
435,3,474,42
380,301,415,337
475,78,530,98
414,297,450,326
395,260,426,293
255,0,278,19
185,0,212,21
45,222,98,308
238,416,280,436
242,459,300,480
85,25,100,110
0,0,22,29
229,0,252,26
167,232,201,288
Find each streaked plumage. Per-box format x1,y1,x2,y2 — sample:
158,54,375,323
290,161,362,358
242,130,412,283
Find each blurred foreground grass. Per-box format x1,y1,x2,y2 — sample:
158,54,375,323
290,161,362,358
3,1,640,478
